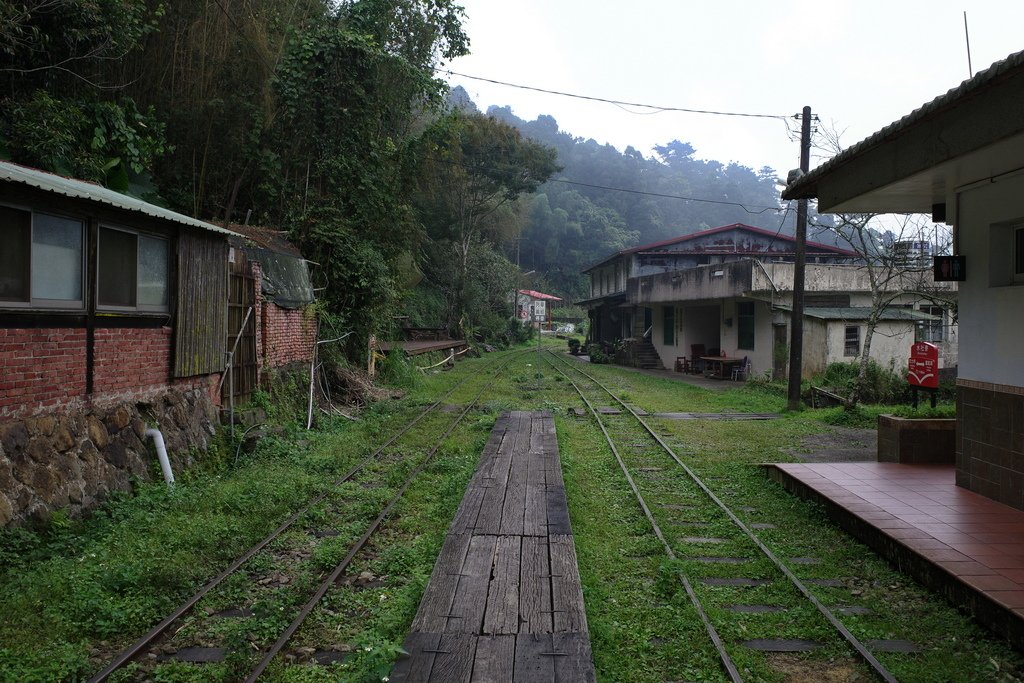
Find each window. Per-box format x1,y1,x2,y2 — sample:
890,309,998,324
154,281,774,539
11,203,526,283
919,306,945,342
844,325,860,357
0,205,84,308
98,226,169,311
663,306,675,345
737,301,755,350
1016,226,1024,281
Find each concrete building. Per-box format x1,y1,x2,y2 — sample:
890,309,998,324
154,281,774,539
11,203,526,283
580,223,861,345
629,259,956,378
580,223,956,375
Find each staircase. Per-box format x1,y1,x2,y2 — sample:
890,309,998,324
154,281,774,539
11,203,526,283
631,340,664,369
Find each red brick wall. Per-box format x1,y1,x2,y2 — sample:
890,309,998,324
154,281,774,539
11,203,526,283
262,304,316,368
251,260,316,372
93,327,172,393
0,328,87,418
0,326,221,420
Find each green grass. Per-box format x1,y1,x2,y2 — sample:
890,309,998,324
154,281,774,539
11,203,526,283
1,345,1021,682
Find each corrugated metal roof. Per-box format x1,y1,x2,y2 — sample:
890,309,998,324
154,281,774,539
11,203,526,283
518,289,562,301
783,48,1024,200
0,160,240,237
582,222,859,272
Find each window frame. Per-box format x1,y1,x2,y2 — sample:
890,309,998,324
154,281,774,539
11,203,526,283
737,301,755,350
0,202,86,311
662,305,675,346
843,325,861,357
96,223,171,314
919,305,945,343
1015,225,1024,283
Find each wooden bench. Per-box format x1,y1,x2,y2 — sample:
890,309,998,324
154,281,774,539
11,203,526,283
391,411,595,682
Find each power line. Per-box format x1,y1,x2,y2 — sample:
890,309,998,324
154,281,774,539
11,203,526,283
549,178,783,215
439,68,789,120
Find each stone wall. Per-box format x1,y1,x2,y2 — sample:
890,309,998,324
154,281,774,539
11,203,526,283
0,388,218,527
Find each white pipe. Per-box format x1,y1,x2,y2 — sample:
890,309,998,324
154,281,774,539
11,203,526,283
145,428,175,486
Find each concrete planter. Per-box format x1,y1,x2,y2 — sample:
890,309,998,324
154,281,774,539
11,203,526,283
877,414,956,464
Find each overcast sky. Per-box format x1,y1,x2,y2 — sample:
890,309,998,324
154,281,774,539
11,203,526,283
443,1,1024,180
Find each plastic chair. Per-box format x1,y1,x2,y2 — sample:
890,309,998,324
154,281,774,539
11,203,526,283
731,357,750,381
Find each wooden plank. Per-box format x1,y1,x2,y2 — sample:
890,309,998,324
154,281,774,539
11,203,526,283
519,536,552,634
470,635,514,683
412,533,473,633
545,486,572,535
498,481,526,536
513,634,555,683
550,535,588,634
483,536,521,635
391,632,442,683
470,413,510,485
427,633,476,683
523,484,547,537
447,535,498,634
552,632,597,683
449,485,486,536
474,482,508,535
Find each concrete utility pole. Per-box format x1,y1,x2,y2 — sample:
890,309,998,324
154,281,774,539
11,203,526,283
787,106,812,411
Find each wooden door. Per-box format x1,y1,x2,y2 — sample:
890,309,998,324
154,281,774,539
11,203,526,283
223,249,257,404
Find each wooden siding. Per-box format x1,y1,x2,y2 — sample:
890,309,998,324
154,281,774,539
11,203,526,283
174,231,228,377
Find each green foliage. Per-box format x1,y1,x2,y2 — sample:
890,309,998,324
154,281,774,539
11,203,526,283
2,91,167,189
379,350,418,388
889,404,957,419
412,111,559,336
815,360,910,405
588,344,610,364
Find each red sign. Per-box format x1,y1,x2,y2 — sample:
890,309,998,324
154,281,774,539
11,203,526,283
908,342,939,389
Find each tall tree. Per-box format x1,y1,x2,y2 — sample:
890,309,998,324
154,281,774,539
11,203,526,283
413,111,559,334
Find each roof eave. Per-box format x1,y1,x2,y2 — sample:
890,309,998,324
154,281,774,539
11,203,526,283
782,49,1024,213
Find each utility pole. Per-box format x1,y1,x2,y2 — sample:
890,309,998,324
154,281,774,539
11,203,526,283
787,106,812,411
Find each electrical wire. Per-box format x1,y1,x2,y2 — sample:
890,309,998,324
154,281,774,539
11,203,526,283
548,178,784,215
439,68,789,120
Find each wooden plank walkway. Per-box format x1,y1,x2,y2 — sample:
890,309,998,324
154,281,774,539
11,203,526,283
391,411,595,682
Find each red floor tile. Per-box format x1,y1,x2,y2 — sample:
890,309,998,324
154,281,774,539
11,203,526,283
938,560,1000,577
771,461,1024,636
967,574,1024,592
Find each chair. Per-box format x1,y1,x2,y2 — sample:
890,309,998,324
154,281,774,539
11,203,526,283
731,356,751,381
689,344,706,374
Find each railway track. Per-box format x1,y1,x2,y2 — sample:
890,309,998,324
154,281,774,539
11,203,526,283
544,351,899,683
89,350,525,682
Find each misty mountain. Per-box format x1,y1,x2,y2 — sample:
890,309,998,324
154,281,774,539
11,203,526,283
448,87,838,299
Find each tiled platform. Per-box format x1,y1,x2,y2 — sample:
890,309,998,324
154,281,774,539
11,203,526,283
768,462,1024,648
391,411,595,682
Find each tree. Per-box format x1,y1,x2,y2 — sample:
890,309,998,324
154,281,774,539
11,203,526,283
413,111,559,334
811,126,955,407
0,0,168,189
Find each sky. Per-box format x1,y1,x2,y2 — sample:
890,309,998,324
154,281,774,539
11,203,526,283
443,1,1024,180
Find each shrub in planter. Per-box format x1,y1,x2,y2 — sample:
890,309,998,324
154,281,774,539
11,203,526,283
567,338,582,355
588,344,609,364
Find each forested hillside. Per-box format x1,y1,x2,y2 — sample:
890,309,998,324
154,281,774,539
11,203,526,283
453,91,839,300
1,0,830,348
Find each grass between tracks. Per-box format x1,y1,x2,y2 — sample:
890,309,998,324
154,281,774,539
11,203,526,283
1,343,1023,682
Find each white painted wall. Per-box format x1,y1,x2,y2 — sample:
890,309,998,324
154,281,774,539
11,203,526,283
957,176,1024,387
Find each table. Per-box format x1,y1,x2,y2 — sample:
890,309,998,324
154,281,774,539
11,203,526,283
701,356,743,380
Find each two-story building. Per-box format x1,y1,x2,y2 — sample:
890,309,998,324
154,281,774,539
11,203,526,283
581,223,957,376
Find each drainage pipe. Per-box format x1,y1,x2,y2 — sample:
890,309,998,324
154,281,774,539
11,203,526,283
145,428,175,486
